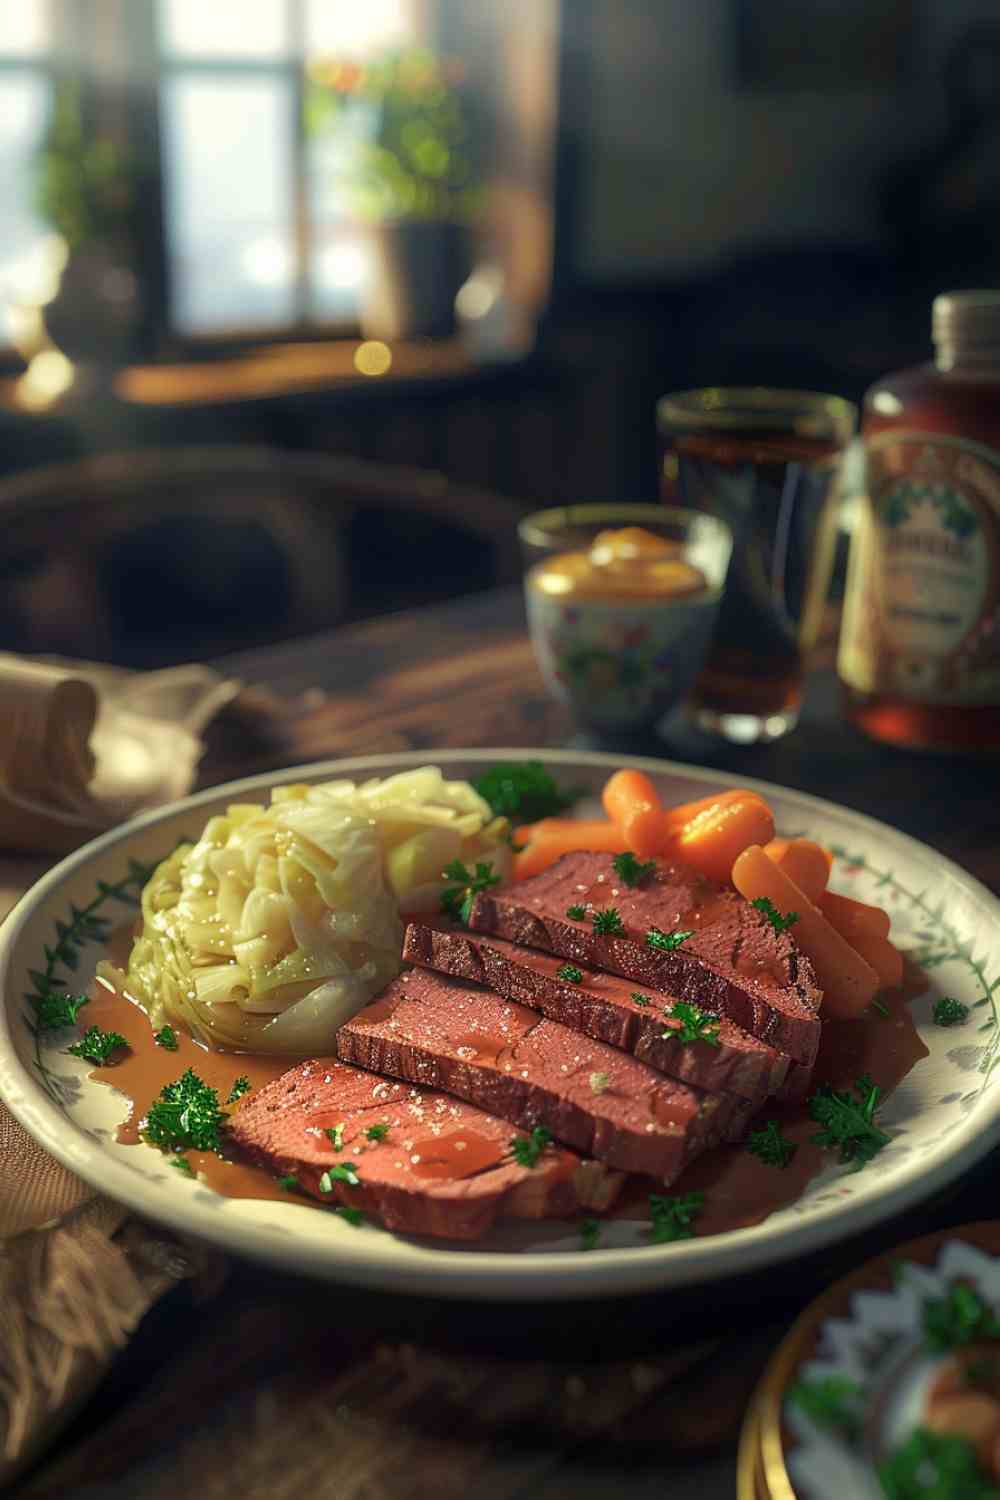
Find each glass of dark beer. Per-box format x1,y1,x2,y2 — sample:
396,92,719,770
657,387,857,743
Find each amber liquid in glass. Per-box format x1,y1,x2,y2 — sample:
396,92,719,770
845,364,1000,752
663,429,841,722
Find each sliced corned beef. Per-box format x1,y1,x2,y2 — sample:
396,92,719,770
466,852,822,1066
336,969,752,1184
403,921,788,1104
228,1057,623,1241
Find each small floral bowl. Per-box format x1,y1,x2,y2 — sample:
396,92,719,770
519,504,732,732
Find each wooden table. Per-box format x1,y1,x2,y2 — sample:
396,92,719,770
14,588,999,1500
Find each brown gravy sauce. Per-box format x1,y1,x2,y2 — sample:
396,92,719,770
84,930,930,1237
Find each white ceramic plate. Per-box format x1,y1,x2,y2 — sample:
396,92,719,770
1,750,998,1302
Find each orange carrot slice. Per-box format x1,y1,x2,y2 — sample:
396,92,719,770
731,845,880,1019
846,931,904,992
819,890,892,942
663,787,761,830
601,769,672,857
763,838,832,905
672,794,775,886
512,819,625,880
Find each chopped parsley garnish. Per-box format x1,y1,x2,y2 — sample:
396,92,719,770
154,1024,179,1050
662,1000,721,1047
336,1205,365,1227
589,1071,610,1094
144,1067,227,1154
612,851,656,887
746,1119,798,1169
787,1375,862,1436
325,1123,345,1151
365,1122,390,1143
870,997,890,1017
807,1073,889,1168
579,1219,601,1251
879,1427,998,1499
277,1173,300,1191
67,1025,128,1065
556,963,583,984
318,1162,360,1193
170,1156,194,1176
473,762,580,822
922,1283,1000,1352
510,1126,553,1168
226,1076,251,1103
631,992,652,1007
565,904,587,920
648,1190,704,1243
933,996,969,1028
646,927,693,953
751,895,799,933
33,991,89,1031
440,859,501,926
592,907,624,935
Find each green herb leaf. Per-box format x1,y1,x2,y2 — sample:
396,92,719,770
592,907,624,935
325,1123,345,1151
473,762,581,823
144,1067,227,1154
510,1126,553,1168
67,1025,128,1065
154,1024,179,1050
277,1173,300,1191
318,1162,360,1193
751,895,799,934
933,996,969,1027
440,859,501,926
787,1375,862,1436
169,1156,194,1176
336,1205,365,1227
631,992,652,1007
611,852,656,888
565,904,587,920
589,1071,610,1094
556,963,583,984
579,1219,601,1251
879,1426,999,1499
33,991,90,1031
746,1119,798,1169
365,1122,390,1143
870,997,890,1018
807,1073,890,1168
662,999,721,1047
923,1283,1000,1352
226,1076,251,1104
648,1190,704,1243
646,927,694,953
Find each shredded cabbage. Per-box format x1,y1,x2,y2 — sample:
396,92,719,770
107,768,510,1054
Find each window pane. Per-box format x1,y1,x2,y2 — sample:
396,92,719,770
159,0,289,59
304,0,415,59
0,74,53,308
161,75,296,332
0,4,50,55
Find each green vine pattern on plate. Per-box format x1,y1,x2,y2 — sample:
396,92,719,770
827,842,1000,1084
24,859,155,1106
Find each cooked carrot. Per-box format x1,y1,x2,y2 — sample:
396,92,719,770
672,794,775,886
731,845,880,1019
846,931,904,992
601,769,673,857
512,819,625,880
663,787,763,830
763,838,832,905
819,889,892,942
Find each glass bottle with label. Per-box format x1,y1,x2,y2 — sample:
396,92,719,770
838,290,1000,750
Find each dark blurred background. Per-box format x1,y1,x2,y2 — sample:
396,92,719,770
1,0,998,666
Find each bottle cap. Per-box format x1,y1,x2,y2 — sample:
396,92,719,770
933,289,1000,361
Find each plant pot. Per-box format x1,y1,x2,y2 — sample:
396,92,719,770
361,220,470,341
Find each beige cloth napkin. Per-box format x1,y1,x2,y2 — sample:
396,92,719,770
0,655,238,1487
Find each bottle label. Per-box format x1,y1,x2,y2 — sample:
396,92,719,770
839,432,1000,704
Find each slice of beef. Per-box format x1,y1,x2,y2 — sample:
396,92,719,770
403,922,788,1104
228,1057,624,1241
337,970,753,1185
466,852,822,1066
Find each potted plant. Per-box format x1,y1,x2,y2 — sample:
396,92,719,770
306,47,484,341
